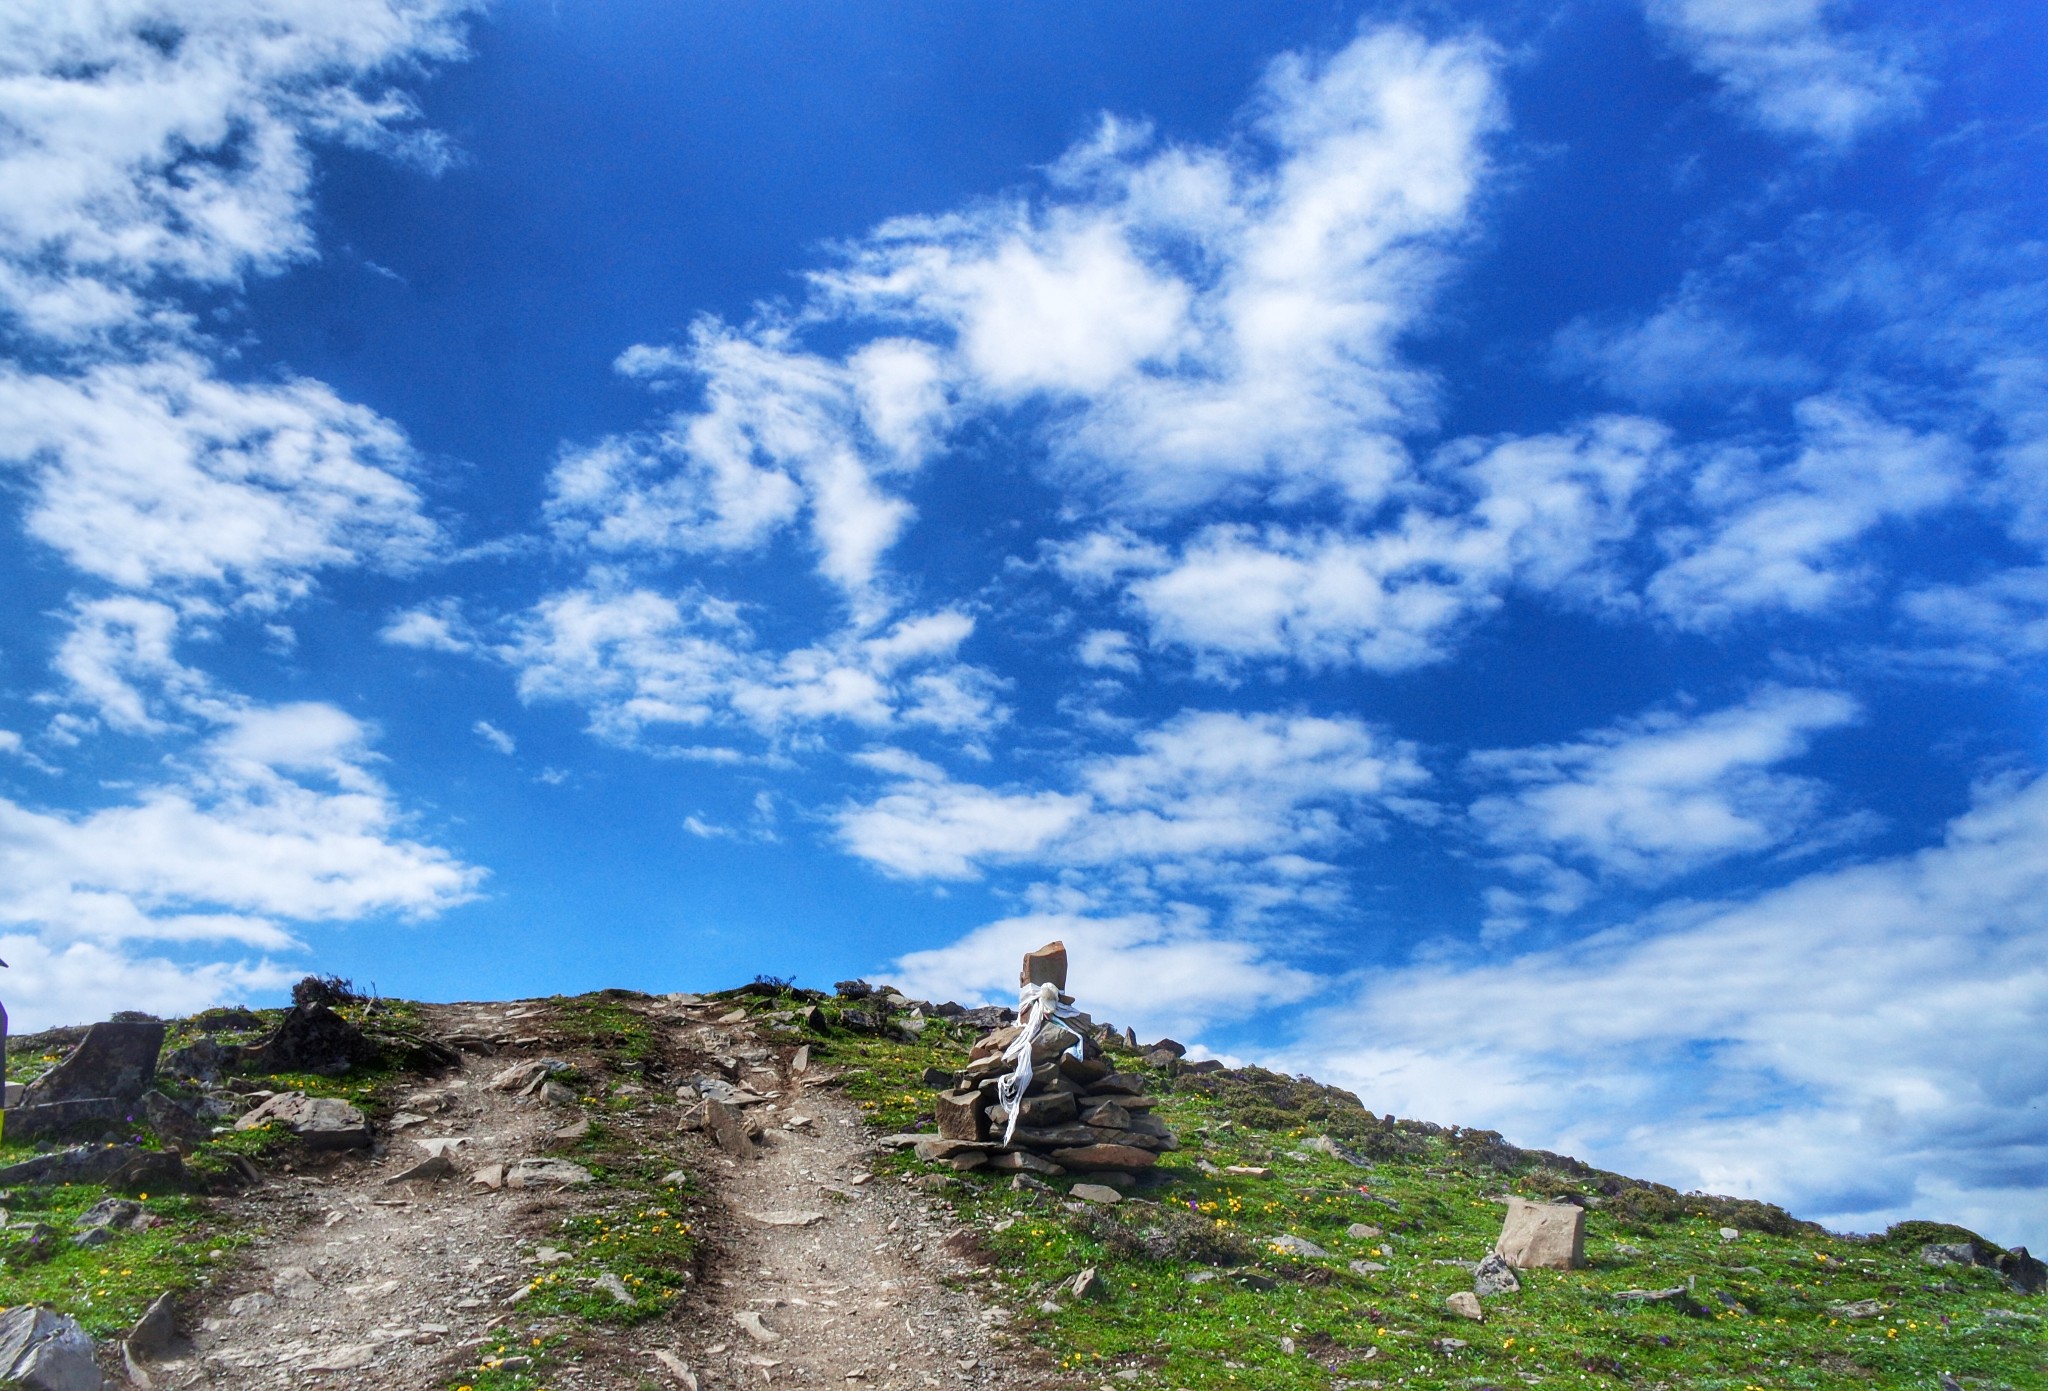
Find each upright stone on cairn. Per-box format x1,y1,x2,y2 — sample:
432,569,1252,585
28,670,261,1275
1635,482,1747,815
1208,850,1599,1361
1020,941,1067,991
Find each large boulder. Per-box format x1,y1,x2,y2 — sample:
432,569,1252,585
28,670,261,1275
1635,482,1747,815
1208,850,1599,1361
1496,1197,1585,1270
236,1092,370,1149
240,1003,380,1076
0,1306,108,1390
20,1020,164,1104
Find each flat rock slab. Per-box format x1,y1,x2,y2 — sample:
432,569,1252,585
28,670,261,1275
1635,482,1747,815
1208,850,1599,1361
0,1144,183,1191
236,1092,370,1149
21,1020,164,1106
505,1157,594,1189
1047,1143,1155,1173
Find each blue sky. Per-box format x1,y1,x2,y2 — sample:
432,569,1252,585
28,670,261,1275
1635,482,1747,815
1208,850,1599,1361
2,0,2045,1245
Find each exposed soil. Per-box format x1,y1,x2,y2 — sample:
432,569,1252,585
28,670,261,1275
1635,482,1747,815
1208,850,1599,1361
135,995,1033,1390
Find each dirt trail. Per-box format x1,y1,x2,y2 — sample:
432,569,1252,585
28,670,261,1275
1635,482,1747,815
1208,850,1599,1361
140,996,1025,1391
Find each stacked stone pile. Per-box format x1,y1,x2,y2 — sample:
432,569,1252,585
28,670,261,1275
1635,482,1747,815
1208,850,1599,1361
914,941,1178,1178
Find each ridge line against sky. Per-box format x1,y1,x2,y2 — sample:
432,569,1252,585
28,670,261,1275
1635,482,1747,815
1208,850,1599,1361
0,0,2043,1246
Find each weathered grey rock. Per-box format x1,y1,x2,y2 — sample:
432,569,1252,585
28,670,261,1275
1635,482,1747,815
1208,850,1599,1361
1829,1299,1884,1320
21,1020,164,1105
125,1292,181,1362
240,1002,378,1076
538,1079,578,1105
1298,1135,1369,1166
1079,1099,1131,1130
0,1144,183,1191
1349,1260,1388,1275
1495,1197,1584,1270
235,1091,370,1149
704,1097,759,1159
140,1090,207,1147
913,1137,991,1162
1474,1251,1520,1295
1446,1291,1485,1321
986,1150,1064,1175
1141,1038,1187,1059
2,1097,129,1141
470,1162,506,1189
505,1157,593,1188
1997,1246,2046,1295
383,1153,454,1183
486,1057,570,1092
73,1198,145,1232
1347,1223,1383,1240
552,1116,591,1142
992,1090,1077,1129
0,1306,107,1390
1921,1241,1982,1267
159,1036,236,1084
1069,1183,1122,1205
1070,1267,1105,1301
1616,1286,1710,1317
1268,1233,1329,1259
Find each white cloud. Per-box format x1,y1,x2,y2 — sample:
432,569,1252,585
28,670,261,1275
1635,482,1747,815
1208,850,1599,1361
1077,629,1140,673
0,0,473,343
1282,770,2048,1248
0,356,441,609
836,709,1426,891
0,933,294,1033
1074,417,1667,671
380,599,476,653
1644,0,1924,147
504,581,1004,749
52,595,227,734
1648,397,1965,628
1470,686,1862,883
820,26,1504,514
473,720,515,755
886,906,1321,1041
550,326,942,610
0,700,481,952
1898,567,2048,669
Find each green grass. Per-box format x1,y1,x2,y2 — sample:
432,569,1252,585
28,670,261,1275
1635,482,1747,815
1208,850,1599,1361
0,1186,246,1338
827,1028,2046,1391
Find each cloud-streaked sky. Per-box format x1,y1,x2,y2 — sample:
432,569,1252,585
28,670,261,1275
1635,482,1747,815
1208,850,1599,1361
2,0,2043,1246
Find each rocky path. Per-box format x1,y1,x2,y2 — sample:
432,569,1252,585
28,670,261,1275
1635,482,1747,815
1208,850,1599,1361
137,996,1026,1391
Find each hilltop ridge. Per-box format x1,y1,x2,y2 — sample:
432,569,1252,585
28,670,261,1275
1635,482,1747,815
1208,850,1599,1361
0,976,2041,1390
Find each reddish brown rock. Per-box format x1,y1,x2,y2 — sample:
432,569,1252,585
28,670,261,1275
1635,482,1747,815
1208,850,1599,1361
935,1090,989,1142
1020,940,1068,991
1047,1143,1156,1173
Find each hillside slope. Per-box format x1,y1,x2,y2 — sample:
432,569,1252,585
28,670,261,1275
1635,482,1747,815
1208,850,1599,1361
1,979,2041,1391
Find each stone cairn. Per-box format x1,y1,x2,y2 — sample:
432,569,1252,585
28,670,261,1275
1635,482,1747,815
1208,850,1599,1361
912,941,1177,1179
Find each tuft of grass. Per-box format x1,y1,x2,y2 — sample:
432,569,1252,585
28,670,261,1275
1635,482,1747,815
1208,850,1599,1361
0,1187,246,1337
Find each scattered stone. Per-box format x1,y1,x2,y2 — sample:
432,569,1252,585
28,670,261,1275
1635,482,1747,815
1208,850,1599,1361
1070,1183,1123,1205
743,1210,825,1226
1718,1226,1741,1242
304,1344,380,1372
595,1272,635,1304
0,1145,183,1192
1349,1260,1388,1275
1615,1286,1711,1317
1446,1291,1485,1321
651,1350,699,1389
717,1008,749,1025
1429,1338,1468,1354
704,1098,759,1159
1297,1134,1368,1166
1496,1197,1585,1270
913,1137,991,1163
538,1079,579,1105
125,1291,181,1362
384,1153,454,1184
1921,1241,1981,1267
1998,1246,2047,1295
1070,1267,1105,1301
1347,1223,1383,1240
1830,1299,1885,1320
470,1163,506,1190
733,1310,781,1343
1223,1164,1269,1176
273,1266,319,1300
487,1058,570,1092
505,1157,594,1189
139,1090,208,1148
73,1198,146,1232
0,1305,106,1390
1269,1233,1329,1258
235,1092,371,1149
414,1136,468,1157
552,1117,592,1142
791,1043,812,1071
1474,1251,1521,1295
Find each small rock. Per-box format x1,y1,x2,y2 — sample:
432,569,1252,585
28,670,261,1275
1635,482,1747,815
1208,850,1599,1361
505,1157,594,1189
125,1291,181,1361
1346,1223,1382,1240
660,1168,689,1185
1070,1183,1123,1205
1070,1267,1105,1301
1495,1197,1584,1270
538,1080,578,1105
470,1163,506,1189
1269,1233,1329,1258
1829,1299,1885,1320
383,1153,454,1184
273,1266,319,1300
1349,1260,1388,1275
1718,1226,1741,1242
552,1117,592,1142
304,1344,380,1372
1446,1291,1485,1321
226,1293,273,1318
1429,1337,1468,1353
234,1092,370,1149
733,1310,780,1343
595,1272,635,1305
742,1210,824,1226
651,1350,699,1389
1474,1251,1520,1296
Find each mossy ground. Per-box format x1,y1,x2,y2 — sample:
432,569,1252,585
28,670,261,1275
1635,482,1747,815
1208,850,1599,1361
768,995,2046,1391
